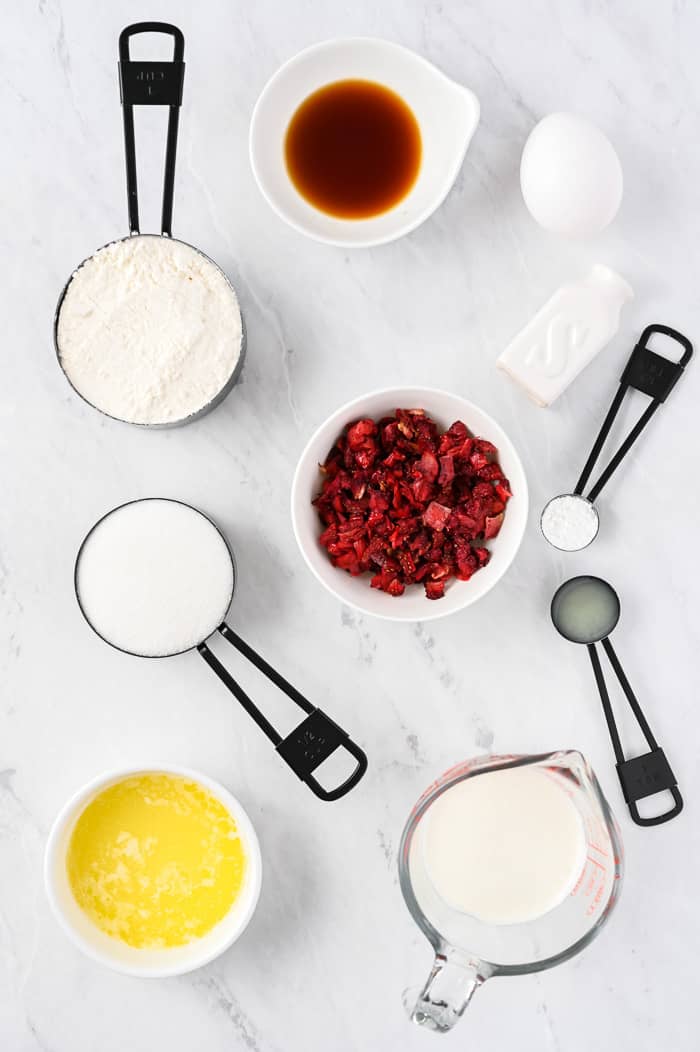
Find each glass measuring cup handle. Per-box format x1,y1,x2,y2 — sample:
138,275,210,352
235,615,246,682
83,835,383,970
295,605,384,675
197,624,368,801
408,952,484,1033
118,23,185,236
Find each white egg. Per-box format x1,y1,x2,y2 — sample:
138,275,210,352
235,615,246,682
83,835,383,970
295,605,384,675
520,112,623,237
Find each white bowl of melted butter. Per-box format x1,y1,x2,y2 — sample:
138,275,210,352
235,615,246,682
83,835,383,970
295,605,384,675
44,765,262,976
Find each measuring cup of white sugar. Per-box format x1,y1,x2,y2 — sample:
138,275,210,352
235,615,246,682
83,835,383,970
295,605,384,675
54,24,246,428
74,498,368,801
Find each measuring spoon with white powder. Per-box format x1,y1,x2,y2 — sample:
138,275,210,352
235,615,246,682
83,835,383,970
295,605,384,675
541,325,692,551
54,24,245,427
74,499,368,800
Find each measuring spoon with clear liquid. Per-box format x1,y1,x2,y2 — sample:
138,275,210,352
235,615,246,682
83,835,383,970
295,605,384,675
551,575,683,826
541,325,692,551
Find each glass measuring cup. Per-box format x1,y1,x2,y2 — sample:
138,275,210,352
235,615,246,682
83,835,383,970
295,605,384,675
54,23,246,427
398,751,623,1033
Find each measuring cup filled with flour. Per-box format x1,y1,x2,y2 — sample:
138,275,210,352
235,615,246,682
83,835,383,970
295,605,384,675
54,23,245,427
398,752,622,1034
74,499,367,800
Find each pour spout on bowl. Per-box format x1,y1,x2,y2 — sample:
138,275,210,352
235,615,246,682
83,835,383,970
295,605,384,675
408,951,485,1033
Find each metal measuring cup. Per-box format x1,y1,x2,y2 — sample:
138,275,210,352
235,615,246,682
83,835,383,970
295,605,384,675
551,575,683,826
54,23,246,427
74,498,368,801
541,325,692,551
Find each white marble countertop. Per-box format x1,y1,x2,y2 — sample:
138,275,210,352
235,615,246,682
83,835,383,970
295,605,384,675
3,1,700,1049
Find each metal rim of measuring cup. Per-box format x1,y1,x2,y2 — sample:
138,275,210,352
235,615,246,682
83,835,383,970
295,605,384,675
550,574,621,644
54,233,247,429
540,493,600,553
74,496,237,659
397,750,624,978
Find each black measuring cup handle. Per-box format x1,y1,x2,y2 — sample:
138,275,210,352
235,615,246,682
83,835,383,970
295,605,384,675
588,639,683,827
118,23,185,236
197,624,368,801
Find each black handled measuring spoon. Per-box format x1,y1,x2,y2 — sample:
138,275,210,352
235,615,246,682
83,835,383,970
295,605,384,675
541,325,692,551
551,575,682,826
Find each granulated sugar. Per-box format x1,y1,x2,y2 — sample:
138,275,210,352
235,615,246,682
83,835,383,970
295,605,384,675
57,235,242,425
540,493,599,551
76,499,234,657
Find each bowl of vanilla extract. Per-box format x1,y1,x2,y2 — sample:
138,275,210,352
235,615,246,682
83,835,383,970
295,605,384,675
250,37,480,247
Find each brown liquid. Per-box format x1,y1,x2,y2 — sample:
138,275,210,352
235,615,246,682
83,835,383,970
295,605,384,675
284,79,422,220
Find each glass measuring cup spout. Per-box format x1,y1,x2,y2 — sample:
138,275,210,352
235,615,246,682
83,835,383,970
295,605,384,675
398,752,623,1034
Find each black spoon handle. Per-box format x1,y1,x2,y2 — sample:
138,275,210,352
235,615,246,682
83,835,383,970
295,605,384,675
587,640,683,826
574,325,692,502
118,23,185,236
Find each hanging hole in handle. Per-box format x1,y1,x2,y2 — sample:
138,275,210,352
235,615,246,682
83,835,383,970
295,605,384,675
312,748,364,795
276,709,368,801
639,324,693,367
119,22,184,63
628,787,683,827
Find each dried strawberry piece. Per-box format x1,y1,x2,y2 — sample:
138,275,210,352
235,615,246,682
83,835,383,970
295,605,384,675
423,501,451,531
347,418,376,447
414,450,439,483
411,477,433,503
484,513,504,539
439,420,469,451
477,462,505,482
425,580,446,600
471,481,495,500
469,450,490,471
438,455,455,485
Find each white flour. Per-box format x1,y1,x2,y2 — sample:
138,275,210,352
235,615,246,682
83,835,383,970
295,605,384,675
76,499,234,657
541,493,599,551
57,235,242,425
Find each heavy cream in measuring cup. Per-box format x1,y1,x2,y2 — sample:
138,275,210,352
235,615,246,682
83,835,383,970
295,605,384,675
423,765,586,925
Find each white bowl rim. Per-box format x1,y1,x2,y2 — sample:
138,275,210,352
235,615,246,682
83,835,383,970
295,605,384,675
290,385,529,622
249,36,480,248
44,763,263,978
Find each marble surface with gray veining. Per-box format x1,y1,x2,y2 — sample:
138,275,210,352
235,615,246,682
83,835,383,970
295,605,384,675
2,1,700,1049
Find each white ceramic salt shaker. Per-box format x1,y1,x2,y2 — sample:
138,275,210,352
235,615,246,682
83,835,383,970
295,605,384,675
496,265,634,407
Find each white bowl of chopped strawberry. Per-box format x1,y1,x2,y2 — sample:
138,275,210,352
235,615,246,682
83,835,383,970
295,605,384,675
291,387,528,621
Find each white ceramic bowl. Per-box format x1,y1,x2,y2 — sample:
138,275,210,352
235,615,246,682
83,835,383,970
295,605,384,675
44,765,262,977
250,38,480,247
291,387,528,622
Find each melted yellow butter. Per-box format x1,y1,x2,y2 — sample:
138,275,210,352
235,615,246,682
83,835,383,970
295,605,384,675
67,773,246,949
